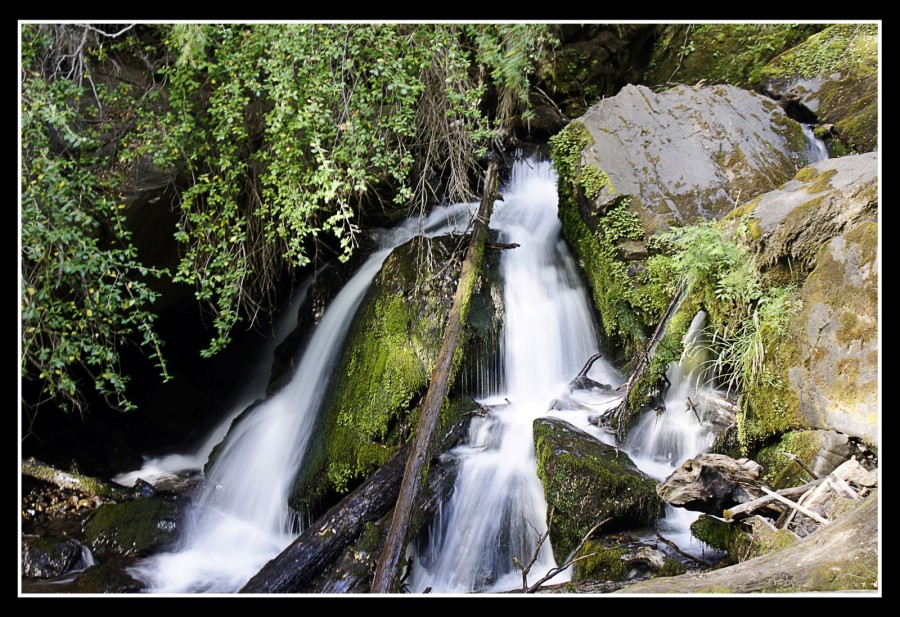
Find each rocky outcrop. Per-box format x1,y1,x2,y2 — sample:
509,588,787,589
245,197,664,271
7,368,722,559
537,25,660,119
21,535,84,578
754,430,855,490
82,495,180,557
656,454,764,514
731,153,878,449
551,83,810,357
759,24,878,154
533,417,662,561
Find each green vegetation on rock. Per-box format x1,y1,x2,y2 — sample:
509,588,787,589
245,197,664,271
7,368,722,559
82,496,178,557
643,24,824,88
292,237,461,506
573,541,629,581
534,417,662,561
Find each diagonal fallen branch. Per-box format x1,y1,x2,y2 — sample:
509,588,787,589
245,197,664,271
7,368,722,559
523,517,612,593
759,486,830,526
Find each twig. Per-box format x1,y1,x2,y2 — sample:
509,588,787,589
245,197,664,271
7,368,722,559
655,534,708,566
575,353,603,379
525,517,612,593
759,487,830,526
780,451,819,480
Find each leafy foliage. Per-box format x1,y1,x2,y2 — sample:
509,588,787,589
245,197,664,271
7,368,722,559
20,23,554,413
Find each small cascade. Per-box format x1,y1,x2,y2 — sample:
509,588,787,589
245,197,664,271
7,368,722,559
622,310,724,557
113,278,315,490
801,123,830,164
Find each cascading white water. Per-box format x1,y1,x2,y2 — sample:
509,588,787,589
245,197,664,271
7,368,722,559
801,123,829,163
410,158,621,593
621,310,720,556
131,202,478,593
113,278,315,490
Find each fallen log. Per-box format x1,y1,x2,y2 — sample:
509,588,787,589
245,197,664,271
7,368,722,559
241,418,470,593
370,162,499,593
598,280,686,442
22,457,132,501
759,487,830,526
485,241,520,250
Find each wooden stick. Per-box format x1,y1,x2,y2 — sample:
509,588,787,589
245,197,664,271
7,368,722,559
780,451,819,480
525,517,611,593
828,475,861,501
655,534,709,566
759,486,830,526
724,478,825,520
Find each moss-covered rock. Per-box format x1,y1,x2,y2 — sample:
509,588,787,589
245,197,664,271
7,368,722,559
70,559,145,593
291,236,462,509
643,24,824,89
573,540,630,581
551,83,810,360
21,535,83,578
533,417,663,561
81,495,179,557
690,514,799,564
759,24,878,154
754,430,854,489
720,153,878,449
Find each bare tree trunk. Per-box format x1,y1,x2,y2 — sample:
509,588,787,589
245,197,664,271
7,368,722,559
22,457,131,500
370,162,499,593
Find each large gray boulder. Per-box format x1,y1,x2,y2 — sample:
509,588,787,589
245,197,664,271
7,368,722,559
577,83,808,233
733,153,878,449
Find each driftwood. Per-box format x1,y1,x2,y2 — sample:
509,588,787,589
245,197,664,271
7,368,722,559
780,451,819,480
656,453,764,514
724,478,825,520
598,280,686,442
759,487,830,526
370,162,499,593
485,241,520,250
22,457,132,501
241,418,470,593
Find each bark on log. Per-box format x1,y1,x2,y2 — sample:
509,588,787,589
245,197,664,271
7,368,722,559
241,418,470,593
370,162,499,593
598,281,686,442
22,457,132,501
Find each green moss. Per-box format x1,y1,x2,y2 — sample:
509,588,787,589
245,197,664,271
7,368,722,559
534,418,663,560
292,236,460,507
643,24,825,88
577,163,613,200
82,497,178,556
655,559,687,578
357,522,383,554
760,24,878,82
690,515,749,554
754,430,821,489
792,166,820,183
573,541,629,581
805,168,837,194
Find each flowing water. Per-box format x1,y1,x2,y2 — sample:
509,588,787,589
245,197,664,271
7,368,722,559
802,123,830,164
409,158,622,593
130,202,478,593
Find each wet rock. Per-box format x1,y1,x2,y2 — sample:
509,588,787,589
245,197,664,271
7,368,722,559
21,535,83,578
657,454,764,514
70,559,145,593
533,417,663,561
82,495,180,557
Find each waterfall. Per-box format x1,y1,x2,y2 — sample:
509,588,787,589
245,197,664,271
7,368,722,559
410,157,621,593
801,123,829,164
113,277,315,490
131,201,478,593
621,310,722,557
